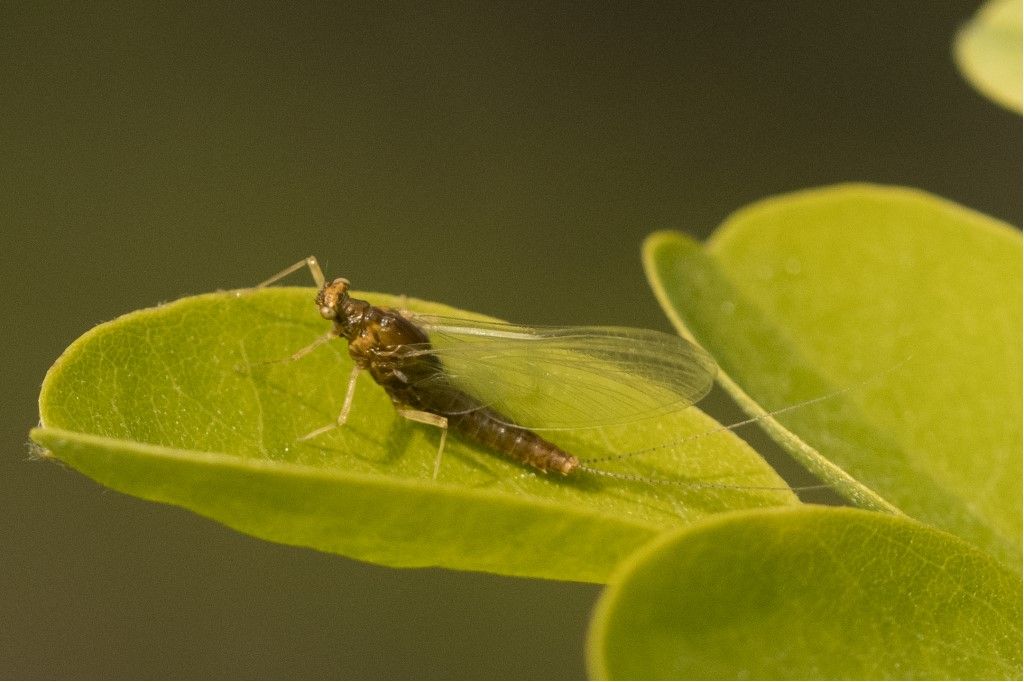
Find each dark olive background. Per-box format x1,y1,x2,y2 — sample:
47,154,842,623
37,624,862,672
3,2,1020,679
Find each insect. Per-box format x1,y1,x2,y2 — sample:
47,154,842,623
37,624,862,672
252,256,727,483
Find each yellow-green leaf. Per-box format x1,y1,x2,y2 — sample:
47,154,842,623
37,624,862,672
589,507,1022,679
955,0,1023,113
644,184,1022,567
32,288,797,583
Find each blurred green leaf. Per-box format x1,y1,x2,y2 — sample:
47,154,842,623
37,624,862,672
644,184,1022,568
588,506,1023,680
955,0,1023,113
32,288,797,583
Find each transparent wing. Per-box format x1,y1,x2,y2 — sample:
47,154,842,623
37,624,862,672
400,313,718,431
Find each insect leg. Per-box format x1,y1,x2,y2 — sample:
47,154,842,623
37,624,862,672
297,365,361,441
250,331,336,370
287,331,336,362
336,365,361,425
253,255,326,289
395,408,449,480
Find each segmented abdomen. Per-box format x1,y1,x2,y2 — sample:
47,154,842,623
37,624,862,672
448,408,579,475
355,310,579,475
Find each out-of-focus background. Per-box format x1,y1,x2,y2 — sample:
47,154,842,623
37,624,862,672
3,3,1019,678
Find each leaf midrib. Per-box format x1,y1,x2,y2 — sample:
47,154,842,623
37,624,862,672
30,425,670,534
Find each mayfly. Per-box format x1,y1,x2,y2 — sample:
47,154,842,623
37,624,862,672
252,256,728,483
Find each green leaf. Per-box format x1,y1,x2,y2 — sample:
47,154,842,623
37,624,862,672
955,0,1023,113
588,506,1023,680
32,288,798,583
643,184,1022,568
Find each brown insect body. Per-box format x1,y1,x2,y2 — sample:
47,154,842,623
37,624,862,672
316,278,579,475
